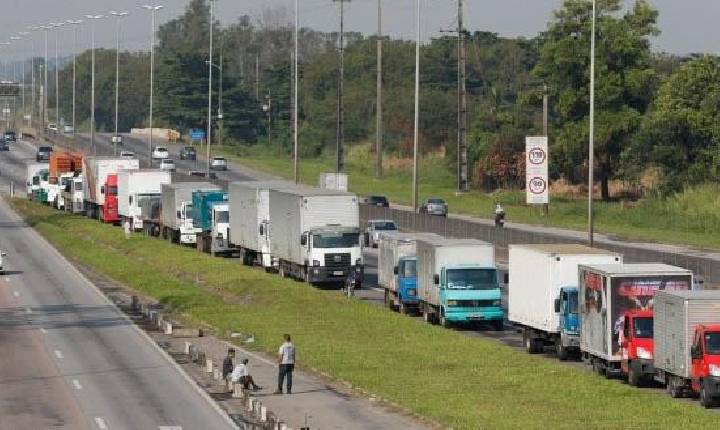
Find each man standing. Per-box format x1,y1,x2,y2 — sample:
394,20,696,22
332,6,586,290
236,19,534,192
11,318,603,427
222,348,235,381
274,334,295,394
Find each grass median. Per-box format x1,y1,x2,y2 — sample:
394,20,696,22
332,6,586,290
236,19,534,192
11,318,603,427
10,197,719,429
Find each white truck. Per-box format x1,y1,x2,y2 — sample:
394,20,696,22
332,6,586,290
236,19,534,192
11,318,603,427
117,169,171,231
228,180,293,267
417,237,504,329
268,187,362,284
157,181,220,244
25,163,48,198
82,156,139,220
508,244,622,360
61,174,84,214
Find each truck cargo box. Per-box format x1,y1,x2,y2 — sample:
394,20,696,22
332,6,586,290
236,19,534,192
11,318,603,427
160,182,219,231
509,244,622,333
654,290,720,379
579,264,692,362
82,156,139,206
228,180,294,252
117,169,171,219
377,232,442,293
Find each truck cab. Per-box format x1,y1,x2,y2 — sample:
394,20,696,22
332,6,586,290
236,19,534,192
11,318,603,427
554,287,580,359
55,172,75,210
64,175,84,214
33,169,49,203
691,324,720,407
300,226,362,284
178,201,197,244
394,256,419,312
620,309,655,386
437,264,503,329
210,202,231,254
101,174,119,223
193,190,232,255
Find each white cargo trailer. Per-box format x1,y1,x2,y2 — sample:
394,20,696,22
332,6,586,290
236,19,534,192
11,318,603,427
117,169,171,231
416,237,503,328
509,244,622,359
579,264,692,376
82,156,139,218
228,180,294,267
268,187,361,284
157,181,220,244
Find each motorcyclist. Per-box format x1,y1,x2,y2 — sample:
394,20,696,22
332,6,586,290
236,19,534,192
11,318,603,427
494,203,506,227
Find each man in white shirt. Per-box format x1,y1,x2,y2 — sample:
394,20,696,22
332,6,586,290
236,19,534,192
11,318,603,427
230,358,261,391
274,334,295,394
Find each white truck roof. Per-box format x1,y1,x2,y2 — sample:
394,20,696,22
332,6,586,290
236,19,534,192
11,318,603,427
580,263,691,276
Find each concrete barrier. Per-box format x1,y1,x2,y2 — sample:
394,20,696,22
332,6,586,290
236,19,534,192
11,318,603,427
164,321,173,335
206,358,213,373
213,367,221,381
247,398,255,412
184,341,192,355
232,383,244,399
260,405,267,422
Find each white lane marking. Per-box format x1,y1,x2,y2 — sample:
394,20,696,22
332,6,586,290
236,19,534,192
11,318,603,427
24,306,32,314
54,350,64,359
72,379,82,390
5,277,11,282
95,417,108,429
40,328,47,334
158,427,182,430
370,286,384,293
12,290,19,297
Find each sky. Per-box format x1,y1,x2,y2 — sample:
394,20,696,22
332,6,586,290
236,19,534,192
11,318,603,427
1,0,720,59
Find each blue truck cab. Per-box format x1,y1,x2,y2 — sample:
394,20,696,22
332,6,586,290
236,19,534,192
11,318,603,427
555,286,580,358
192,190,231,255
395,256,419,308
438,264,504,329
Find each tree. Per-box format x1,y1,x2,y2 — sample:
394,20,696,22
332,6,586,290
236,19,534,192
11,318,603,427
533,0,659,200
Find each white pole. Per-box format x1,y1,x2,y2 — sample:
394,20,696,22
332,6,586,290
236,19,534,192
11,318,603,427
143,5,163,164
293,0,299,183
111,12,128,156
53,23,64,130
412,0,421,210
588,0,596,247
207,0,214,175
85,16,104,153
67,20,82,140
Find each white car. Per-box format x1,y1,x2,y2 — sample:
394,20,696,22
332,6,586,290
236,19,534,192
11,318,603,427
159,158,176,172
364,219,398,248
210,156,228,171
151,146,169,160
63,125,74,133
120,150,135,159
47,123,58,131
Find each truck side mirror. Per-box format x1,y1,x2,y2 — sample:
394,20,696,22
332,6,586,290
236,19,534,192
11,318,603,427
101,185,105,194
393,266,398,275
176,210,181,219
503,273,509,284
691,345,701,359
300,234,307,246
554,298,560,313
1,252,6,257
259,224,264,235
433,274,440,285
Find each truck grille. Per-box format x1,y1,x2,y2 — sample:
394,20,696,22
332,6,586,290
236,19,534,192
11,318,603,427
452,300,498,308
324,253,351,268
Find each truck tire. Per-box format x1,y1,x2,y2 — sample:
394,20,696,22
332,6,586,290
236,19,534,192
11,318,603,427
592,359,605,376
666,376,683,398
524,330,539,354
555,340,568,361
422,306,434,324
398,301,407,315
700,381,716,408
627,363,640,387
492,320,504,331
439,314,450,328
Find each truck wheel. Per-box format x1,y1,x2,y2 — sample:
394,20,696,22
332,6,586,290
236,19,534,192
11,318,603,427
555,340,568,361
524,331,538,354
422,307,433,324
700,381,716,408
398,301,407,315
592,359,605,376
492,320,504,331
439,314,450,328
627,364,640,387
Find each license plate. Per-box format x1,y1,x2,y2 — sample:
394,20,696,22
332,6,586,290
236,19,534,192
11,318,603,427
333,271,344,276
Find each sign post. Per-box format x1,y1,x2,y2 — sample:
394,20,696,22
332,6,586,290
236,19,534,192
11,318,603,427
525,136,549,206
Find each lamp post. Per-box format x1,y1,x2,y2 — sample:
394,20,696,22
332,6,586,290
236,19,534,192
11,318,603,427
142,4,163,164
110,11,129,155
85,14,103,153
27,26,38,127
206,0,215,176
51,22,64,129
67,20,82,139
588,0,596,247
0,42,8,81
16,32,29,121
412,0,421,210
206,54,223,148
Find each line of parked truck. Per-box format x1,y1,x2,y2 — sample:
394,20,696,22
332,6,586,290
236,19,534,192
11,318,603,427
24,151,720,409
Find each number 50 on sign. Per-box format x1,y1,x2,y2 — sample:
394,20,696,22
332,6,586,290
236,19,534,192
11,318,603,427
525,136,549,204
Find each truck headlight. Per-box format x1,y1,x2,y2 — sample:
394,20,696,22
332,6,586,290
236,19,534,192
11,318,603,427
492,300,501,307
636,347,653,360
313,260,320,267
407,288,416,296
710,364,720,377
446,300,458,307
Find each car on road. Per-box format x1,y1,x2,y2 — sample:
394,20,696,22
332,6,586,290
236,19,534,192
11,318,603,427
120,150,135,159
179,146,197,160
159,159,176,172
0,140,9,151
365,195,390,207
36,145,53,162
210,156,228,171
419,197,448,217
47,123,58,132
0,250,6,273
364,219,398,248
189,170,218,180
63,125,74,134
152,146,170,160
3,131,16,142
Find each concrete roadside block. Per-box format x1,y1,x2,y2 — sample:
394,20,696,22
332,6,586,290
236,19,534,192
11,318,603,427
253,401,261,417
247,398,255,412
149,310,158,326
184,341,192,355
164,321,173,335
232,383,243,399
260,405,267,422
213,367,220,381
206,358,213,373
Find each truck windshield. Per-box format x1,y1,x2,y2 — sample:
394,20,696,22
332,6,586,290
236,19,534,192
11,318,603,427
446,269,497,290
567,292,578,314
313,232,359,248
400,260,416,278
706,332,720,355
373,221,397,231
75,181,83,191
633,317,654,339
215,210,229,223
107,186,118,196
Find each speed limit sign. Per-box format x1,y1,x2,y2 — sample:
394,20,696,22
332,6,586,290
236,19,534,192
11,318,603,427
526,136,549,204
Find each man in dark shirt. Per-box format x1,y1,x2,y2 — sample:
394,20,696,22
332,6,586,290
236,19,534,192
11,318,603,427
222,348,235,382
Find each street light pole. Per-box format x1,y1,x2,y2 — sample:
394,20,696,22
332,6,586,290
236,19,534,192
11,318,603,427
206,0,215,176
27,26,37,127
110,11,129,156
86,15,103,154
588,0,596,247
12,35,26,120
412,0,421,210
67,20,82,139
42,25,49,130
142,4,163,164
293,0,299,184
52,22,64,130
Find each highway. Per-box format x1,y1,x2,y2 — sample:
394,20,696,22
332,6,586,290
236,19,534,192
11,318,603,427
0,141,236,429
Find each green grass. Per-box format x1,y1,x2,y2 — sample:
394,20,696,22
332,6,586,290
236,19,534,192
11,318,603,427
216,144,720,250
10,197,720,429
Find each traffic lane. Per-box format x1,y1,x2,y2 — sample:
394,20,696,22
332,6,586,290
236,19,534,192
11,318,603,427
0,197,236,429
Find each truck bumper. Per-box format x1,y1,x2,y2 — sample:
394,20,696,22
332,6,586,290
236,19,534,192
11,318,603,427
630,358,655,376
398,288,419,305
445,308,504,323
308,266,353,283
561,332,580,348
704,377,720,398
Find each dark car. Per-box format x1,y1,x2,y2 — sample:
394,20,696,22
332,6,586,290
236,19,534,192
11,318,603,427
0,139,9,151
419,198,448,217
179,146,197,160
365,195,389,207
36,146,53,162
3,131,16,142
189,170,218,180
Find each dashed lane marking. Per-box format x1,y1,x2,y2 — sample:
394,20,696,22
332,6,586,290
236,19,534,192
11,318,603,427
54,350,64,359
95,417,108,429
72,379,82,390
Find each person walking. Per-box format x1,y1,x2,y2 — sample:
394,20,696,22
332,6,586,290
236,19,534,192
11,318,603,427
274,334,295,394
222,348,235,381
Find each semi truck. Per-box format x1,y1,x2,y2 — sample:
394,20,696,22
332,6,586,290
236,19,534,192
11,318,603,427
268,187,362,284
416,237,503,329
377,231,442,314
157,182,220,245
117,169,171,231
228,180,293,267
193,190,232,255
654,290,720,408
508,244,622,360
578,263,692,378
82,156,139,221
25,163,48,198
49,152,82,209
61,174,84,214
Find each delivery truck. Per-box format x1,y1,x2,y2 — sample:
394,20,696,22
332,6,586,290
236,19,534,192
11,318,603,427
61,174,84,214
377,231,442,314
117,169,171,231
26,163,48,198
268,187,362,285
417,237,503,329
193,190,232,255
157,182,220,244
508,244,622,360
654,290,720,407
82,156,139,221
579,263,692,377
228,180,294,267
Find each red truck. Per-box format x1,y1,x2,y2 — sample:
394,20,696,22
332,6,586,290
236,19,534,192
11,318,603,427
620,309,655,386
102,174,119,223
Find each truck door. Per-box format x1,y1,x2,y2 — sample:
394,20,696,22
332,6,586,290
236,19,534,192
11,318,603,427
691,329,704,387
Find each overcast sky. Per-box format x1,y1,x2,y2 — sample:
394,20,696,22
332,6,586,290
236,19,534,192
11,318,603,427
1,0,719,59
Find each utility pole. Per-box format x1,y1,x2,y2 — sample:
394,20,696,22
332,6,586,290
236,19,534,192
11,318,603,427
67,20,82,139
588,0,596,247
255,54,259,101
218,50,224,149
334,0,350,173
27,26,37,126
42,25,48,130
111,11,129,155
86,15,103,153
457,0,468,192
543,83,549,216
142,4,164,164
206,0,214,176
293,0,299,184
412,0,421,210
375,0,383,179
52,22,64,131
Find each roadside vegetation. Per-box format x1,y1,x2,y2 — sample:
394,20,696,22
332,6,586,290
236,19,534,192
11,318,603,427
11,197,720,429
